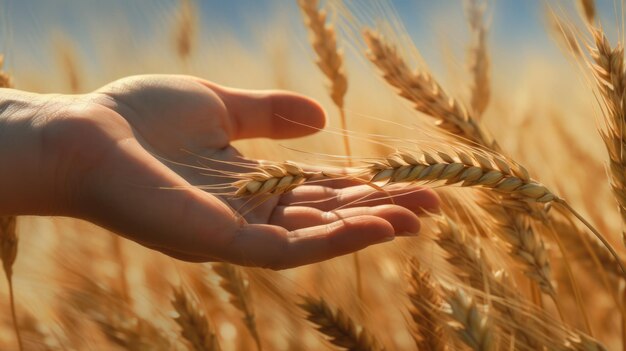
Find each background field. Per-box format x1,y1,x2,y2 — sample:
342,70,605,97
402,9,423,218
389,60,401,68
0,0,624,350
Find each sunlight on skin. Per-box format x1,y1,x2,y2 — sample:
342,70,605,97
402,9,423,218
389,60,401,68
0,75,439,269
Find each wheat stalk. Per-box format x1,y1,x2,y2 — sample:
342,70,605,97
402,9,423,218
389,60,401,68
213,263,262,351
298,0,364,301
363,29,496,150
0,63,18,351
54,36,81,93
549,13,582,57
465,0,491,118
171,286,221,351
298,295,385,351
442,288,496,351
406,260,447,351
1,216,22,351
556,217,624,279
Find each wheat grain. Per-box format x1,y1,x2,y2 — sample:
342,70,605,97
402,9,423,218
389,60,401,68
443,288,496,351
213,263,262,351
171,286,221,351
406,259,447,351
298,295,385,351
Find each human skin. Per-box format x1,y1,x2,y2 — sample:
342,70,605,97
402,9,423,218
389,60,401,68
0,75,439,269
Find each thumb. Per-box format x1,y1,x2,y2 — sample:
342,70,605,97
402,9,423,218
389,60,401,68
197,79,327,140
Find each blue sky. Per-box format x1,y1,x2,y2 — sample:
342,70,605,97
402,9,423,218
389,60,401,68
0,0,621,87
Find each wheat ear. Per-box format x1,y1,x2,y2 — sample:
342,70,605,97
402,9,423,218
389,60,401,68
233,161,319,197
0,55,12,88
435,215,544,349
298,0,348,112
363,26,567,295
406,260,447,351
297,0,350,160
213,263,262,351
96,313,171,351
1,216,22,351
363,29,496,150
54,37,81,93
578,0,596,24
298,295,385,351
369,150,555,202
69,275,171,351
483,200,555,296
173,0,197,64
171,286,221,351
587,28,626,245
465,0,491,118
443,288,496,351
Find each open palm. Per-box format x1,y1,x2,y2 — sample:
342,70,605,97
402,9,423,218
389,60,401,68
58,75,438,268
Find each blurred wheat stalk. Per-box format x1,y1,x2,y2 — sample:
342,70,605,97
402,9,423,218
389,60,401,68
2,0,626,350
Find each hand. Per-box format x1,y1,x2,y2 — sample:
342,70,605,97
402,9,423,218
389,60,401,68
0,75,439,269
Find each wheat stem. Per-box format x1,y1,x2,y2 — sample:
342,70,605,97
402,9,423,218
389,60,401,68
548,220,593,335
1,216,22,351
557,199,626,278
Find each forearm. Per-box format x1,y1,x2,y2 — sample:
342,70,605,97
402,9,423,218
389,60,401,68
0,89,69,215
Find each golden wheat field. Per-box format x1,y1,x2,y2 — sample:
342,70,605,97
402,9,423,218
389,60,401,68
4,0,626,350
